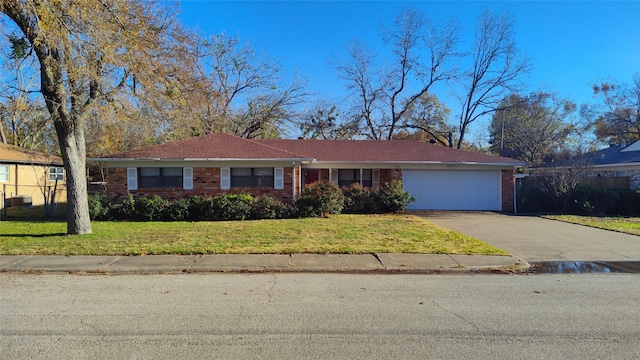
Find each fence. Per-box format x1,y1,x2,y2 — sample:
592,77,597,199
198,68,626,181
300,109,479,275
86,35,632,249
576,176,630,190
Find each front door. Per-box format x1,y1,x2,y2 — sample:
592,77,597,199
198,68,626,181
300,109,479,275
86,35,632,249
304,169,319,186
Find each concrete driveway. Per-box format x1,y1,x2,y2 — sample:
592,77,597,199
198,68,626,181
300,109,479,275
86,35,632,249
419,212,640,262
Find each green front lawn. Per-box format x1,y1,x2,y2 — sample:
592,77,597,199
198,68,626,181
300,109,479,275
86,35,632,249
543,215,640,236
0,214,507,256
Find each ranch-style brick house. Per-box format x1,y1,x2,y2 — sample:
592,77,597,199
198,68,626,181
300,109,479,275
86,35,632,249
93,133,525,211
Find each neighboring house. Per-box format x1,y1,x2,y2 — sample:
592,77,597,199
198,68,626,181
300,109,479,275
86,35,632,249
0,143,67,208
93,133,525,211
541,140,640,190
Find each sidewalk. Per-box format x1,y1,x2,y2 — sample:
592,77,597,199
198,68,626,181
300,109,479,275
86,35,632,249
0,253,529,274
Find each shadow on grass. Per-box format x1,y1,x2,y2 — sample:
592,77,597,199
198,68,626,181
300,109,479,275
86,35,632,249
4,233,68,237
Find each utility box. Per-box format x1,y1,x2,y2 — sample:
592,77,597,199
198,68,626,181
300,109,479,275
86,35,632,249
10,196,33,208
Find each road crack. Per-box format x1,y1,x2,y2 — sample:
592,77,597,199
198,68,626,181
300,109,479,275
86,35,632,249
430,299,484,336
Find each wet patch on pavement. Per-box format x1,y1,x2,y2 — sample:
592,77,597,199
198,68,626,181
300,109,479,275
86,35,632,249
529,261,640,274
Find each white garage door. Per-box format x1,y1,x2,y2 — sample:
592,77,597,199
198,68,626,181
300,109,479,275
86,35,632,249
403,170,501,210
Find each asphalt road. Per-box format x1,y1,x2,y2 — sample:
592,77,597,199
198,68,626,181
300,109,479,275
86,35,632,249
2,273,639,359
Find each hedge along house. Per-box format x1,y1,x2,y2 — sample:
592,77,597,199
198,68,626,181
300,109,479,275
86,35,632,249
93,133,525,211
0,143,67,208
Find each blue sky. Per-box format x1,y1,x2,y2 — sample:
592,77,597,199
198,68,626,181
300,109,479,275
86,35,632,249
178,1,639,140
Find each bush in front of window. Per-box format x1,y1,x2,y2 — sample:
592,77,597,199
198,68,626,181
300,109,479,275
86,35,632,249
135,195,171,221
251,195,290,220
209,194,254,221
341,183,379,214
294,181,345,218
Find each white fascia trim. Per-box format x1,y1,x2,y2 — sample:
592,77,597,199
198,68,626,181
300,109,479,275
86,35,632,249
91,157,314,162
306,161,524,168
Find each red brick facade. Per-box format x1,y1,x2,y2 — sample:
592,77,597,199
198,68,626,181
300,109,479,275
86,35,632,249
105,166,405,204
501,169,515,212
106,167,296,203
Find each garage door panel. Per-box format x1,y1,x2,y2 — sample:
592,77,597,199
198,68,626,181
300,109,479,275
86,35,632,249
403,170,500,210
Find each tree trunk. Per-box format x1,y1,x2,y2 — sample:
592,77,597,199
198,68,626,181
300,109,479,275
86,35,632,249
57,126,92,234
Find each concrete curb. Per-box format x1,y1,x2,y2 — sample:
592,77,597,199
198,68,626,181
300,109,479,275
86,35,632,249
0,254,530,275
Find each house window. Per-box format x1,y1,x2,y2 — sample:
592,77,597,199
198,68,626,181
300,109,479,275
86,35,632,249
138,167,182,188
231,167,274,188
49,167,64,181
338,169,372,187
0,165,8,182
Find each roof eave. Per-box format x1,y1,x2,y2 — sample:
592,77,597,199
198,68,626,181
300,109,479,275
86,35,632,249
90,157,315,163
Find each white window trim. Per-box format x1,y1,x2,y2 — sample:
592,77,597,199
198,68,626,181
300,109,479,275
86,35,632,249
274,167,284,189
220,167,231,190
49,166,64,182
0,164,8,183
183,167,193,190
127,168,138,190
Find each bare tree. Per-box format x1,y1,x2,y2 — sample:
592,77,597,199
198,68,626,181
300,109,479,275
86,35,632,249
0,33,55,151
455,10,530,149
336,8,461,140
192,32,308,139
1,0,195,234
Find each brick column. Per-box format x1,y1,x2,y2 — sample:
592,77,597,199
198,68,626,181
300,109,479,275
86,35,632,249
501,169,514,212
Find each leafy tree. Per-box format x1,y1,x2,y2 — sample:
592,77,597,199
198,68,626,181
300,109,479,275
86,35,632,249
335,8,460,140
591,73,640,144
455,10,530,149
399,93,455,146
299,101,360,139
1,0,195,234
489,92,578,166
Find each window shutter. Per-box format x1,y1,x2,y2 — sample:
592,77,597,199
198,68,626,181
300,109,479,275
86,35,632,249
183,167,193,190
127,168,138,190
220,167,231,190
372,169,380,188
329,169,338,184
274,167,284,189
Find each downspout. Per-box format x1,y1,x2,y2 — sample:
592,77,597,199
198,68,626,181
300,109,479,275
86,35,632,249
292,161,296,198
513,172,517,214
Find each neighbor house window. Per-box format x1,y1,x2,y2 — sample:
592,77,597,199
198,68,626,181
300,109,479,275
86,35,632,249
49,167,64,181
231,167,274,188
338,169,372,188
138,167,182,188
0,165,8,182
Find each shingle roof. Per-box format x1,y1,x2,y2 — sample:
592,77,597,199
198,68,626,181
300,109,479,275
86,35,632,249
98,133,306,160
257,138,520,164
544,141,640,167
0,143,63,165
97,132,522,165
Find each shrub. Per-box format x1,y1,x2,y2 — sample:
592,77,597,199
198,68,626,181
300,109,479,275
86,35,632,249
614,189,640,216
135,195,170,221
88,193,110,220
210,193,254,221
294,181,344,217
342,183,378,214
378,180,415,213
167,198,192,221
110,193,137,220
251,195,288,219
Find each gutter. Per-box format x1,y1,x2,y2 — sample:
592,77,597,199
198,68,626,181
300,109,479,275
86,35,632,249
89,157,315,163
